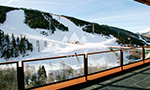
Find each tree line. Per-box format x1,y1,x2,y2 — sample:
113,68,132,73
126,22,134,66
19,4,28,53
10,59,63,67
0,6,17,23
65,16,145,46
64,15,91,27
0,5,69,34
0,29,33,59
23,9,68,34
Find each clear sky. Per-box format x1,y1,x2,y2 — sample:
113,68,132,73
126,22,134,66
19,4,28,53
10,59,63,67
0,0,150,32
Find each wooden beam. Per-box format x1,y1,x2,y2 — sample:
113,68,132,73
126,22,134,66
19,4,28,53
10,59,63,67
134,0,150,6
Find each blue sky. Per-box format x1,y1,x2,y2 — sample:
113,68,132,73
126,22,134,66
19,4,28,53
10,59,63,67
0,0,150,32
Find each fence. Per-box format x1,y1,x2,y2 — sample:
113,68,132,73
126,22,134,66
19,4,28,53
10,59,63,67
0,47,149,90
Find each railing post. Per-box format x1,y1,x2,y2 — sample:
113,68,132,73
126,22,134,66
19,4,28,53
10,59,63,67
142,47,145,63
120,49,123,70
17,66,25,90
84,54,88,81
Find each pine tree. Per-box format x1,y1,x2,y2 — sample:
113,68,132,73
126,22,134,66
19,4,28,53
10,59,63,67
28,43,33,52
14,49,19,57
0,31,4,44
1,50,6,58
37,65,47,85
36,40,40,52
6,49,10,59
19,37,23,54
16,37,19,44
12,34,16,48
15,37,20,57
0,30,2,46
44,41,47,48
23,37,26,56
10,48,14,57
5,34,10,44
26,39,32,51
19,37,27,56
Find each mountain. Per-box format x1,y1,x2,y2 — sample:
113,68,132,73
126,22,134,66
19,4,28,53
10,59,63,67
0,5,147,62
137,28,150,44
140,28,150,37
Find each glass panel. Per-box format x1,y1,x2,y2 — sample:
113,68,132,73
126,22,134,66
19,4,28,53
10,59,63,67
123,48,142,65
0,63,18,90
145,47,150,59
88,51,120,74
23,55,84,89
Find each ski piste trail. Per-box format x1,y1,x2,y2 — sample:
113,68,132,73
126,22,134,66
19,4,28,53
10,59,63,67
0,10,118,63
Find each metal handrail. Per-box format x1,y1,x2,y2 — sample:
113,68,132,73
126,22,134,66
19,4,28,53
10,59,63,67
22,53,85,62
0,61,18,65
0,46,148,90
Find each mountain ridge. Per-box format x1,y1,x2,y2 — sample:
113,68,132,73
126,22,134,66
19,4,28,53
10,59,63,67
0,5,147,46
0,5,148,61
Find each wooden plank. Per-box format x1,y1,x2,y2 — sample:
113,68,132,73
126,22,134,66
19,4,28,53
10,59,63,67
123,61,143,70
87,67,122,81
31,77,86,90
144,59,150,63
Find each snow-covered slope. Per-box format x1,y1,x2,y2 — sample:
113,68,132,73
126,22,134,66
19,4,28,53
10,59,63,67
139,28,150,38
136,28,150,45
1,9,146,79
139,28,150,34
0,10,118,62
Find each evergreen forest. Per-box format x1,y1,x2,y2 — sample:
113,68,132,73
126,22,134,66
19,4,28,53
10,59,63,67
0,29,33,59
0,6,17,23
23,9,68,34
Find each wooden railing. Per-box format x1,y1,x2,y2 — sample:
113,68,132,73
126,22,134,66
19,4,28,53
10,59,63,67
0,47,150,90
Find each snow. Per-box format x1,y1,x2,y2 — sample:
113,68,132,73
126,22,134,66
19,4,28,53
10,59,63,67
136,28,150,45
139,28,150,34
138,34,150,45
0,10,121,70
1,10,149,82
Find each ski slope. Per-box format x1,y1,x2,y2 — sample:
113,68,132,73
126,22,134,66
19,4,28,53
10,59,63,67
0,10,119,63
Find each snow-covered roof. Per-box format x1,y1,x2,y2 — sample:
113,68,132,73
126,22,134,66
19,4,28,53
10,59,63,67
69,32,79,41
80,35,87,43
62,35,68,42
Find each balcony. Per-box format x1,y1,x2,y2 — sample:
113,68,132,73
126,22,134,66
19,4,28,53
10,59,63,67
1,46,150,90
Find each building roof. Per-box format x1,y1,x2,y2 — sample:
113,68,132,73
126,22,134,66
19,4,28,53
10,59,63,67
134,0,150,6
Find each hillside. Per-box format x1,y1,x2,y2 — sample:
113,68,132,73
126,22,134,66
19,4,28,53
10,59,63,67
0,6,17,23
64,16,145,46
137,28,150,44
0,5,147,62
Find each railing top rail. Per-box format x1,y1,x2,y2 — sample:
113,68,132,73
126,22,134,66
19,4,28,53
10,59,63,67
0,46,146,64
114,47,144,50
87,50,120,55
0,61,18,65
22,53,85,62
122,47,142,50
